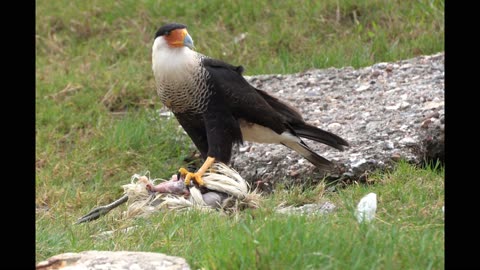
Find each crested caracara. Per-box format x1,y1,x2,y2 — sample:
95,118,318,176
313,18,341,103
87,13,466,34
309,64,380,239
152,23,349,186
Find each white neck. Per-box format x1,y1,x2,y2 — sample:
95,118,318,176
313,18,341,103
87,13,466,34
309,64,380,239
152,37,198,83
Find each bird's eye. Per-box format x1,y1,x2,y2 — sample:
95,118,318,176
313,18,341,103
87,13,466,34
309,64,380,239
165,31,170,36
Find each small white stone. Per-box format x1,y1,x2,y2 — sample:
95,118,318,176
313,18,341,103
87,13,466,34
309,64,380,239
351,158,367,168
239,145,250,152
356,84,371,92
399,137,416,145
385,104,400,110
374,62,388,69
422,101,444,110
327,122,342,131
383,141,394,150
400,101,410,109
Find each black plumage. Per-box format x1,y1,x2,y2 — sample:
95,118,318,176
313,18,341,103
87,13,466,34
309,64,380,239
201,58,348,168
152,23,349,185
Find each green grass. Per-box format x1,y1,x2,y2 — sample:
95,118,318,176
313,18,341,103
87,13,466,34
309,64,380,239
36,0,444,268
36,162,444,269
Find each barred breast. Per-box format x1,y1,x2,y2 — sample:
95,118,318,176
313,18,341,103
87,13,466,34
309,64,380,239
154,52,212,114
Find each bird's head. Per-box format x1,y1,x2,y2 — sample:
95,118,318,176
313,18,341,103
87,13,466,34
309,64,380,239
153,23,195,50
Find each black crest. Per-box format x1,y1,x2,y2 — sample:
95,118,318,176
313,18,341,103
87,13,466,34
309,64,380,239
155,23,187,39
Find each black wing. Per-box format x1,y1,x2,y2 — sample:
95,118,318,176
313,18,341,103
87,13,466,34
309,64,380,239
255,87,348,150
202,58,288,135
202,58,349,150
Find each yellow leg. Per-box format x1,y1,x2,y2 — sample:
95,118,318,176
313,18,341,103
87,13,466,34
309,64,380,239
179,156,215,186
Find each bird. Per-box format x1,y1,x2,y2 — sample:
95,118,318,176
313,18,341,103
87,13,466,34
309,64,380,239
152,23,349,187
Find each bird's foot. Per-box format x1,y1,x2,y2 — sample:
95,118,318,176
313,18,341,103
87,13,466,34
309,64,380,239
179,167,205,186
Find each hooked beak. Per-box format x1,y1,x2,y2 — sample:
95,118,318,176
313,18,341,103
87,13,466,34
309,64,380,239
183,32,195,50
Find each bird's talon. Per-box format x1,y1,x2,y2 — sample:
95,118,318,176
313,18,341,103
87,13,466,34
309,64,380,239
183,172,205,187
184,172,193,186
178,167,205,186
178,167,190,175
193,174,205,186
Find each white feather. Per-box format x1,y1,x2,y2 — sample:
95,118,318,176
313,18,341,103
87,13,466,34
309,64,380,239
120,162,260,219
239,119,300,144
203,162,249,199
152,37,197,84
355,193,377,223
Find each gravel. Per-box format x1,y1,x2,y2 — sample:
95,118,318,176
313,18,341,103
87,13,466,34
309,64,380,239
229,52,444,186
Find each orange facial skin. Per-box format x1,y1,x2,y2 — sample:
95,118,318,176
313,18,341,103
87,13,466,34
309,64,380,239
164,28,188,48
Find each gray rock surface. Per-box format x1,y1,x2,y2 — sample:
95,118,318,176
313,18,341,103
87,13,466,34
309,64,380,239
230,53,444,186
36,251,190,270
276,202,336,215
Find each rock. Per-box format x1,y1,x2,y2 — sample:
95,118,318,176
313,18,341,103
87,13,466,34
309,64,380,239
36,251,190,270
422,101,444,110
327,122,342,132
399,137,416,146
276,202,336,215
391,153,402,161
373,62,388,69
355,84,371,92
418,115,445,163
383,141,394,150
232,53,444,185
